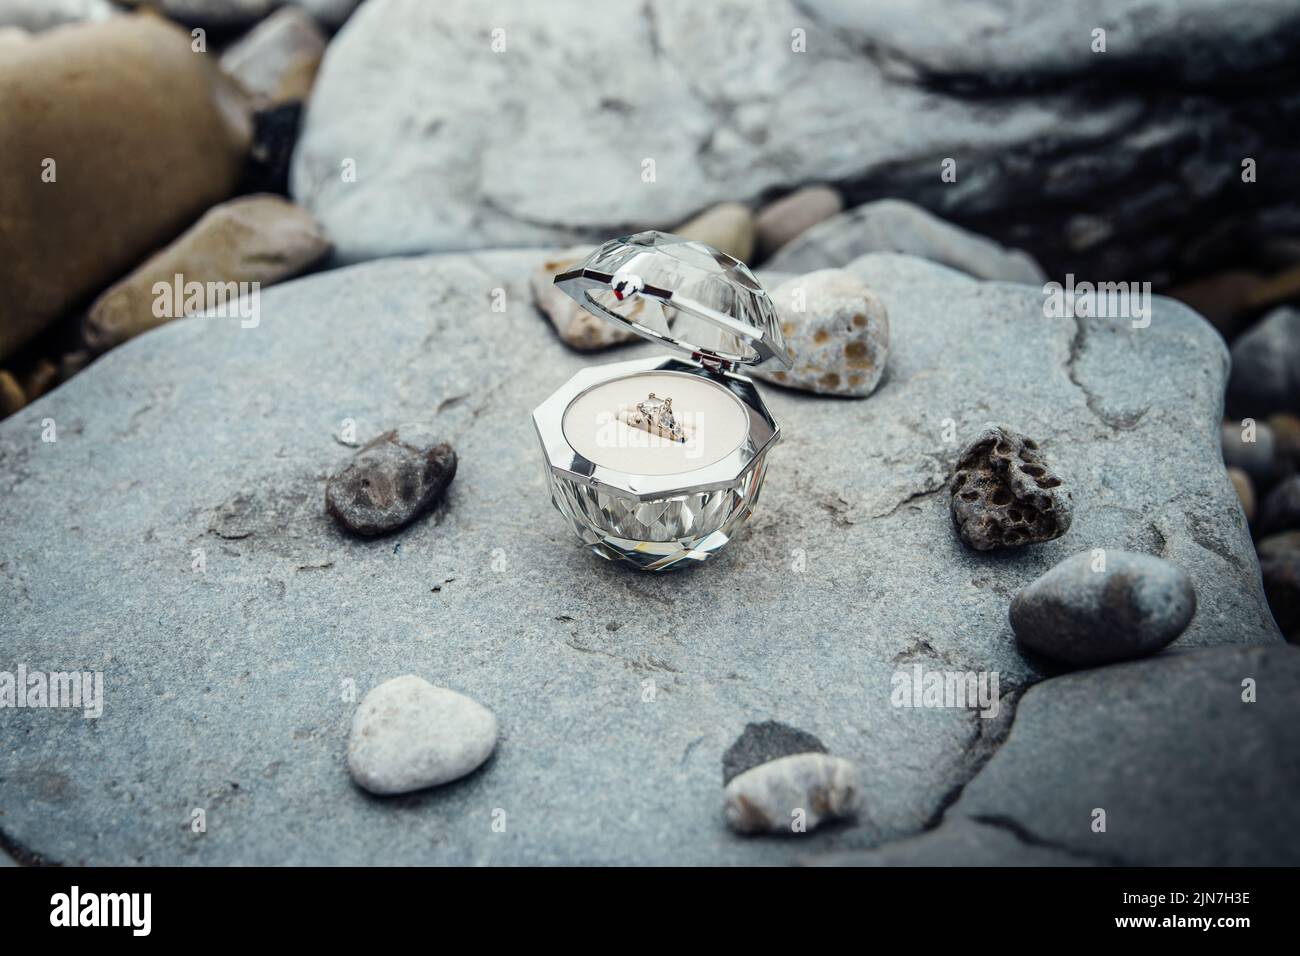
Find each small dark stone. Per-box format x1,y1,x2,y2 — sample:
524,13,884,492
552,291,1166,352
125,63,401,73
1259,555,1300,642
1259,475,1300,537
722,720,827,785
1226,306,1300,419
1258,530,1300,561
326,429,457,537
1268,413,1300,471
1010,550,1197,666
950,424,1072,551
1221,421,1283,490
244,101,303,196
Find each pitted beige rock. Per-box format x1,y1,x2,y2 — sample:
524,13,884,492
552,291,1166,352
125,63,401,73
758,269,889,397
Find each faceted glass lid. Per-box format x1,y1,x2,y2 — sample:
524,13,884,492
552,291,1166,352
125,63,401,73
553,231,792,372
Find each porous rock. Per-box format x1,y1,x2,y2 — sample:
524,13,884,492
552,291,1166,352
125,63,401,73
757,269,888,397
950,425,1071,551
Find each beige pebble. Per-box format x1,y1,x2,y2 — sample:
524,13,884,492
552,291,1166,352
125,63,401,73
0,370,26,417
756,269,888,397
673,201,755,262
85,195,330,350
530,247,640,352
755,185,842,257
219,6,327,105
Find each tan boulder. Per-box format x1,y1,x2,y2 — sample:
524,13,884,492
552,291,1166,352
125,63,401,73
85,195,330,350
0,14,252,359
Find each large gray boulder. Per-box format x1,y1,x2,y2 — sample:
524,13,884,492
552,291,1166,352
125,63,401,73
291,0,1300,281
817,645,1300,865
809,0,1300,86
0,0,115,31
0,251,1278,864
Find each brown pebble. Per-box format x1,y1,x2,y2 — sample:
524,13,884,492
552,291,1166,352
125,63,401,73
0,370,25,417
1227,466,1256,524
21,358,58,402
326,429,457,537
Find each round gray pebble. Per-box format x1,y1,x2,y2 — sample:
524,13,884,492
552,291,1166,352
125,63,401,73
1221,420,1280,489
1226,306,1300,419
1010,550,1196,666
1260,475,1300,536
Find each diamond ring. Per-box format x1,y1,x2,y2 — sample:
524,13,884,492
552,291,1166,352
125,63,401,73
620,391,685,443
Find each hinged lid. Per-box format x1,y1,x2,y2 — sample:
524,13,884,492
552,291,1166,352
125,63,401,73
554,231,793,373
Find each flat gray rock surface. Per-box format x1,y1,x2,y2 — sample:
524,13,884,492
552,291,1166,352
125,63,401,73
291,0,1300,280
0,250,1279,864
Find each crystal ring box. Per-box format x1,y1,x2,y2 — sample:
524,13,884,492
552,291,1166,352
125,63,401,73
533,230,793,571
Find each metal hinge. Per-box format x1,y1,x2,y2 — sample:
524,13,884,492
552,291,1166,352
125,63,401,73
691,351,734,374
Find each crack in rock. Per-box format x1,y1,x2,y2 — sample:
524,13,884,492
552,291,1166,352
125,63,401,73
872,478,948,519
918,688,1023,833
0,825,59,867
969,813,1132,866
1066,313,1149,431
